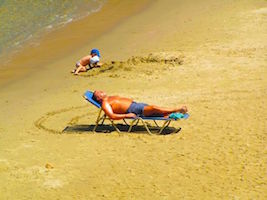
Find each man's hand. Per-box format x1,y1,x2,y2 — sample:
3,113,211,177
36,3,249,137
126,113,137,118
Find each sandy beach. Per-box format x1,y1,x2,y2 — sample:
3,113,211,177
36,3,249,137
0,0,266,199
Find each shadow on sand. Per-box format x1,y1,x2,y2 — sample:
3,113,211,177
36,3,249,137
63,124,181,135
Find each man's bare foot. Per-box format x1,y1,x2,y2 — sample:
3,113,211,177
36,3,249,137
179,106,188,114
71,69,76,73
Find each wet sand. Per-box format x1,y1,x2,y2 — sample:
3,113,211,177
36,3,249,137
0,0,266,199
0,0,152,87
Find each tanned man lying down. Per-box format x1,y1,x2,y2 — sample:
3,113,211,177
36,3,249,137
92,90,188,120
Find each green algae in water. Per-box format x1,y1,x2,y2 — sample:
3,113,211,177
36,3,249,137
0,0,106,56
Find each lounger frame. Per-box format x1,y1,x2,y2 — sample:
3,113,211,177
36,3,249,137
92,107,182,135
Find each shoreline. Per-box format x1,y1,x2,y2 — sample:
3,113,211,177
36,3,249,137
0,0,153,88
0,0,106,64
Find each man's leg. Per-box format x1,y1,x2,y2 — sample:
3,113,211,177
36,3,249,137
143,105,187,117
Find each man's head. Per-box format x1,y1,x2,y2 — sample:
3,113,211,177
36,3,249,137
90,49,100,57
93,90,107,103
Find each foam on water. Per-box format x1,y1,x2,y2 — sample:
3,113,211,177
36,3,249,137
0,0,106,61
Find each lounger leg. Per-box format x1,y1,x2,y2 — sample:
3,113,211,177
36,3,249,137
100,115,106,125
93,109,103,132
140,119,152,135
158,121,171,134
153,120,160,127
123,119,129,126
134,119,139,126
128,119,138,133
109,119,121,133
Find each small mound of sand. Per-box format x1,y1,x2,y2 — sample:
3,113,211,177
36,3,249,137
79,52,184,78
127,52,184,65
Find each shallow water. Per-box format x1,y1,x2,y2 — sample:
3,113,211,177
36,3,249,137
0,0,106,60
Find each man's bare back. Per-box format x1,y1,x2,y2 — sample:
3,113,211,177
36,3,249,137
93,91,188,120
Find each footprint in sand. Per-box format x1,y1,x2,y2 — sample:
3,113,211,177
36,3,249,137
0,159,9,172
252,7,267,14
43,179,64,189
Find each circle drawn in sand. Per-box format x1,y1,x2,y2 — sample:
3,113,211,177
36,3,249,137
34,105,90,134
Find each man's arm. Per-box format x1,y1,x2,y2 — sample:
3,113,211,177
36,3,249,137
102,101,136,120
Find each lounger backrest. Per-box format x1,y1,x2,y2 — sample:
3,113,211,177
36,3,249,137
84,91,101,108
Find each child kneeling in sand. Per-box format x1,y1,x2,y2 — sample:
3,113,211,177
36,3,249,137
72,49,102,75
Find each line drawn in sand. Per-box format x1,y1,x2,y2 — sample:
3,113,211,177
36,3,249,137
34,105,91,134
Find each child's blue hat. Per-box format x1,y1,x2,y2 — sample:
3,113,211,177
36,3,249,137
91,49,100,57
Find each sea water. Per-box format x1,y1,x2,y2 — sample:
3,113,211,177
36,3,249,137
0,0,106,60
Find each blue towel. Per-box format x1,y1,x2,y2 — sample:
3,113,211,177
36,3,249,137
169,112,185,119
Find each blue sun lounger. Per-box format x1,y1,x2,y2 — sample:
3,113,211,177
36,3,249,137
83,91,189,134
